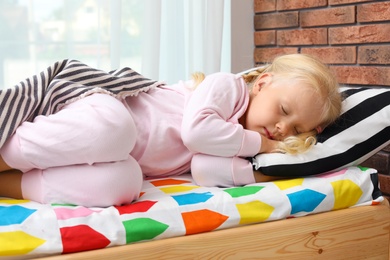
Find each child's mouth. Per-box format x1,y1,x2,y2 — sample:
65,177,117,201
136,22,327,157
264,128,274,140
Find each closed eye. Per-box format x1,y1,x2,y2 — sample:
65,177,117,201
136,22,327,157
282,105,299,134
281,105,288,115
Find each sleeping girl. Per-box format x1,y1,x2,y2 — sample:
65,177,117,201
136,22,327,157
0,54,342,207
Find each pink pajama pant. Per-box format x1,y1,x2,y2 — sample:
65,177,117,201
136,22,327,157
0,94,143,207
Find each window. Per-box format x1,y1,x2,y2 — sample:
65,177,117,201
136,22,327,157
0,0,253,89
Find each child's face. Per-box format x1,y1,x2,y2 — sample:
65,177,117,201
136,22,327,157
243,73,324,141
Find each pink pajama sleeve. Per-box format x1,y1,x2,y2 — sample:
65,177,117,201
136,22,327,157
190,154,255,187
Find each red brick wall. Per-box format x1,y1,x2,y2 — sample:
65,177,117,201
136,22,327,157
253,0,390,197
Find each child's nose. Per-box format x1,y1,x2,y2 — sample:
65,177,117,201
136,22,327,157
276,121,293,137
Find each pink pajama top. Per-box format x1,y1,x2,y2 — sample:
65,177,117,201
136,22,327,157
126,72,261,186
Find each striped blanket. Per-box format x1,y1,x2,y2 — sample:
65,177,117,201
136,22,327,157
0,60,164,149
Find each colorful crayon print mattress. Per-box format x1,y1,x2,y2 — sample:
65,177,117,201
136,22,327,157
0,166,383,259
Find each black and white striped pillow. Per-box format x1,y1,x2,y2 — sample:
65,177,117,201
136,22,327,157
252,87,390,177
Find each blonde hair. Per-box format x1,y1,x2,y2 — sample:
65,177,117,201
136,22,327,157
242,54,342,154
192,54,342,155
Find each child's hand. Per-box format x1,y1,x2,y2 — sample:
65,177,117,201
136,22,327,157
259,135,282,154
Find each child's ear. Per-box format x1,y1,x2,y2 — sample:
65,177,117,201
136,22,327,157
252,73,272,94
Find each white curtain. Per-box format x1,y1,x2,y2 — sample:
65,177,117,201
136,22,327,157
141,0,229,84
0,0,230,88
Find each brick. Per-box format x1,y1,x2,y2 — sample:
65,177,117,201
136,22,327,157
358,45,390,65
277,0,327,10
301,47,356,64
329,24,390,44
277,28,327,45
254,0,275,13
254,47,298,63
379,174,390,197
254,31,276,46
330,0,374,5
358,2,390,22
331,66,390,86
254,12,298,30
301,6,355,27
361,151,390,175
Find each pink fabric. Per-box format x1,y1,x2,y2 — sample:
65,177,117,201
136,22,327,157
181,73,261,157
1,94,136,172
124,81,193,177
0,72,262,206
124,73,261,179
22,156,142,207
191,154,255,187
